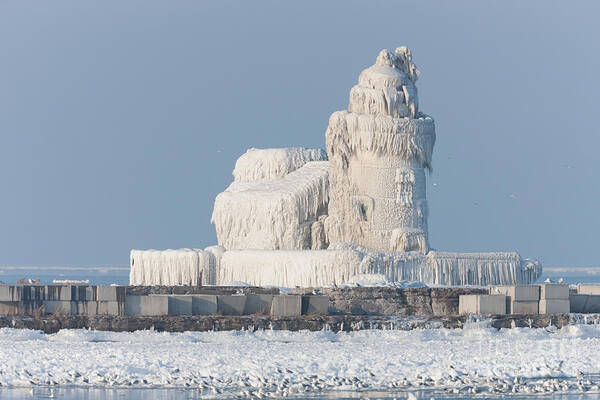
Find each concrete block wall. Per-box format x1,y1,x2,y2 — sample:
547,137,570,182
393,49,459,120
271,295,302,316
486,284,589,315
302,295,329,315
578,285,600,295
0,285,328,318
7,283,600,318
459,294,506,315
539,284,570,314
217,295,247,315
490,285,539,314
244,294,275,315
570,285,600,313
192,295,218,315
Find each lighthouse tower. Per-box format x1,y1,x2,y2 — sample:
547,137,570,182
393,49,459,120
325,47,436,253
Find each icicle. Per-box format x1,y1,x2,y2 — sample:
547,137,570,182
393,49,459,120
129,248,214,286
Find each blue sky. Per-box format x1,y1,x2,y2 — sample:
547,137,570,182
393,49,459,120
0,1,598,267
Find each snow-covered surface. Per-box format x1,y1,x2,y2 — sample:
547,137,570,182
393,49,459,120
2,323,600,397
129,248,216,286
212,161,329,250
218,245,541,287
232,147,327,182
343,273,426,288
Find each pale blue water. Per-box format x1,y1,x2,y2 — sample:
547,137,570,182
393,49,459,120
1,266,598,286
541,269,600,285
0,267,129,286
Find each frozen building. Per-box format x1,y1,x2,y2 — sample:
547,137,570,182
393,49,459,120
130,47,542,288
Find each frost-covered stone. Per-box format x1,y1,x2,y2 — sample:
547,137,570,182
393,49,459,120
212,161,328,250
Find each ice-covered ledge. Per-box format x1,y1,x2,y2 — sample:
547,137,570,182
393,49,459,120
217,245,541,288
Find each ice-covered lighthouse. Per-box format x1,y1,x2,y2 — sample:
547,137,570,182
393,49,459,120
130,47,542,288
325,47,434,254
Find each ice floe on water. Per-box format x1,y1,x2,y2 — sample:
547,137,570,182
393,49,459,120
2,324,600,397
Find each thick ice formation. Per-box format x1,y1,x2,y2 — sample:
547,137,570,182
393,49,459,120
130,247,223,286
326,48,435,253
232,147,327,182
218,245,541,287
130,46,542,288
212,161,329,250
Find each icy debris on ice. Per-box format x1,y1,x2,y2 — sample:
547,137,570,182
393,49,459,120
130,247,223,286
232,147,327,182
212,161,329,250
4,326,600,396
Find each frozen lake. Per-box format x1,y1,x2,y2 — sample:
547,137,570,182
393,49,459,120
2,323,600,398
1,266,600,398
